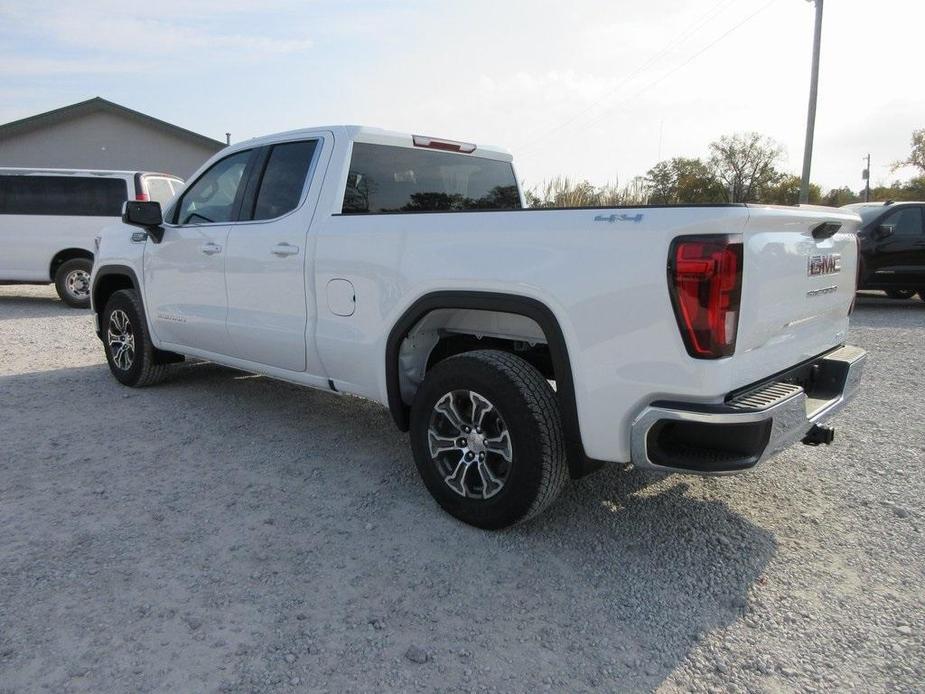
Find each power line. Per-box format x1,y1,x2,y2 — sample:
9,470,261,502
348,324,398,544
512,0,738,153
517,0,780,159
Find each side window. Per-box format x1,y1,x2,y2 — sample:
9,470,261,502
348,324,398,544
174,150,251,225
882,208,924,237
144,177,175,206
249,140,318,221
0,175,126,216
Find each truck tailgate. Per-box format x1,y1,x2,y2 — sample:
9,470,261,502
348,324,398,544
731,205,861,386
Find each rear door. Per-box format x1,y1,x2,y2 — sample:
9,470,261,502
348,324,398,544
143,149,254,353
222,138,322,371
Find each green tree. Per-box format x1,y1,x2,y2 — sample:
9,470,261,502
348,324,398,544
892,128,925,175
761,174,821,205
646,157,724,204
822,186,860,207
708,132,784,202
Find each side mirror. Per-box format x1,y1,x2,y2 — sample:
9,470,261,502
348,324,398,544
122,200,165,243
873,224,894,241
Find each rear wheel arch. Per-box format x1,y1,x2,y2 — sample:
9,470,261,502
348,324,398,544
49,248,94,281
385,291,604,479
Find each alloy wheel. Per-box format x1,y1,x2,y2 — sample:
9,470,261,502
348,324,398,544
427,390,513,499
107,309,135,371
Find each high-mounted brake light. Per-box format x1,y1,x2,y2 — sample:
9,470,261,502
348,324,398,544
668,235,743,359
412,134,476,154
136,192,149,201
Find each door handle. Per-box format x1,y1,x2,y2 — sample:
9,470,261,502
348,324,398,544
271,242,300,257
200,242,222,255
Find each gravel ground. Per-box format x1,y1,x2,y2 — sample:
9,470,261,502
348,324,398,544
0,285,923,693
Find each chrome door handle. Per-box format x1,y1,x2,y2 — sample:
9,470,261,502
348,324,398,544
271,242,299,257
200,242,222,255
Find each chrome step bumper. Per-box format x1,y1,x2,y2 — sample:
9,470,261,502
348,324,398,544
630,345,867,474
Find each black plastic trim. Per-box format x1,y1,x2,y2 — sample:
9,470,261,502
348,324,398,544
385,291,606,479
811,221,841,240
91,264,141,337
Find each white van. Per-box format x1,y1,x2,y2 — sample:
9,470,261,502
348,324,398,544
0,168,183,307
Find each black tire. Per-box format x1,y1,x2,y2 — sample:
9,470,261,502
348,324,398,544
54,258,93,308
102,289,170,387
885,289,916,300
918,289,925,303
409,349,568,529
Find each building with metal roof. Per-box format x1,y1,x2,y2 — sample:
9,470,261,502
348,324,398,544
0,97,225,179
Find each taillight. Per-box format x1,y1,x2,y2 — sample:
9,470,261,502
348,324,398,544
668,235,743,359
136,192,149,201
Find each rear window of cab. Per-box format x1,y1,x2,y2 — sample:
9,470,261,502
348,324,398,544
342,143,521,214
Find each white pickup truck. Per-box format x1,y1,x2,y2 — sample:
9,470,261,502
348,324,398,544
90,125,866,529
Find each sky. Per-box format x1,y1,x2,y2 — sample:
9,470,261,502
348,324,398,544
0,0,922,193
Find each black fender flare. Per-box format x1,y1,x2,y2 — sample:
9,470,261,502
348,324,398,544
91,264,142,337
385,291,606,479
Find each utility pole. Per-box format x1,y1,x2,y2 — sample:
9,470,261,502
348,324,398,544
799,0,824,204
863,153,871,202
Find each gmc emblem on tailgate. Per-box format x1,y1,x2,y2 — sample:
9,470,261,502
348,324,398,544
807,253,841,276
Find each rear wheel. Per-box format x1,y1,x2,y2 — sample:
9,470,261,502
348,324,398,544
885,289,916,300
54,258,93,308
102,289,170,387
409,350,568,529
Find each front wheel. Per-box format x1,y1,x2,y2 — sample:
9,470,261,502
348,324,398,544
102,289,170,387
54,258,93,308
409,350,568,529
885,289,916,300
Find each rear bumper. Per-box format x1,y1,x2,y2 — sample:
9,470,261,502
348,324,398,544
629,345,866,474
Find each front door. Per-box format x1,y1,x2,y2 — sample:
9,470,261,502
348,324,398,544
143,149,254,353
223,139,320,371
868,206,925,287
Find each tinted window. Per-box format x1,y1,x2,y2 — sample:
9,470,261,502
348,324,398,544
175,150,251,225
144,177,175,206
251,140,318,221
0,175,127,216
342,143,521,213
855,205,887,225
882,207,923,236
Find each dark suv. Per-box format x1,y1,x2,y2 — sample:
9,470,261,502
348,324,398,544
842,201,925,301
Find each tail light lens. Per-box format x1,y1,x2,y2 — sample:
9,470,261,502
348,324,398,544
668,235,743,359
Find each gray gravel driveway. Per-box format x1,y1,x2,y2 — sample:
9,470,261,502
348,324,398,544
0,286,922,693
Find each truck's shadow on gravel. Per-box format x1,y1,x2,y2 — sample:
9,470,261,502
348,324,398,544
0,360,775,692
